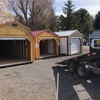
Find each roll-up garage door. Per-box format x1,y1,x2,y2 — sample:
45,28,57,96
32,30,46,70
71,38,81,54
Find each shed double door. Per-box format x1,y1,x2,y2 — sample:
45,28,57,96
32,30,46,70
70,38,81,54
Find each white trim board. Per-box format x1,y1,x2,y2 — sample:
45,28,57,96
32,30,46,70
1,38,26,40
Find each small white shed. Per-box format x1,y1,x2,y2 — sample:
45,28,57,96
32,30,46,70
55,30,83,55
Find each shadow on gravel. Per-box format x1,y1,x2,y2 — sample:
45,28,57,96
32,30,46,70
52,66,100,100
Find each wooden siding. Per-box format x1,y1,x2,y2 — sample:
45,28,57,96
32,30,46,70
70,32,82,37
34,31,59,59
0,22,34,62
0,40,30,60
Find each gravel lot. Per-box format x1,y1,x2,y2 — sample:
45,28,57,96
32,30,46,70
0,46,100,100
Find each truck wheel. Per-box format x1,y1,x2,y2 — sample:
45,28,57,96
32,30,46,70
67,60,77,73
77,63,90,79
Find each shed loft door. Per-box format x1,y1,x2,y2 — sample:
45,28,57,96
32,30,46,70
60,38,67,55
71,38,81,54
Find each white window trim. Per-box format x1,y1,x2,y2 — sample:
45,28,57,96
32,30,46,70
91,39,100,49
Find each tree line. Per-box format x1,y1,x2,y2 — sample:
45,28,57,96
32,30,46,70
0,0,100,39
57,0,94,39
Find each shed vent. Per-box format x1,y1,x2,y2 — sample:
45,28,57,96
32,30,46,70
47,30,50,33
12,24,17,27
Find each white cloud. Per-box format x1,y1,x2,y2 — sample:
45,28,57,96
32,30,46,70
55,12,64,16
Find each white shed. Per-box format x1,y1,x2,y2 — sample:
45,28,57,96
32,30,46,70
55,30,83,55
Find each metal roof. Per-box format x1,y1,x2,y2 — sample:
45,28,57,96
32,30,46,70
31,29,59,37
90,30,100,38
55,30,82,37
31,30,46,37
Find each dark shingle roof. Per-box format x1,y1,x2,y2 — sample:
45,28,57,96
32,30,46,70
90,30,100,38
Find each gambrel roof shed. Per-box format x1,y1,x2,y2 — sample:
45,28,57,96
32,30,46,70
0,21,34,66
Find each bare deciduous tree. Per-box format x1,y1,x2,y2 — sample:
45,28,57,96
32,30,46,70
0,0,14,24
8,0,29,25
8,0,55,30
29,0,54,29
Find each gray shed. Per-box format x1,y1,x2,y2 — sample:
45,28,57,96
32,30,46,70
55,30,83,55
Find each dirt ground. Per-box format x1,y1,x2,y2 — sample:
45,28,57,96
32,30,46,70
0,46,100,100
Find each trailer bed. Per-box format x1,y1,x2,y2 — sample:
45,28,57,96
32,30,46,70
56,51,100,65
56,50,100,79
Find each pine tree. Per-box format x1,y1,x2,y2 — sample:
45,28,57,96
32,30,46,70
94,11,100,30
75,8,94,39
62,0,75,30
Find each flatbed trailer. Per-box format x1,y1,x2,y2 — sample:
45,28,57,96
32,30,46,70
56,50,100,79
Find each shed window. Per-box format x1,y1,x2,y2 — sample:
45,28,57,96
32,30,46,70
94,40,100,47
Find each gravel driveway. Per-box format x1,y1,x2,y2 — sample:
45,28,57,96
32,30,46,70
0,46,100,100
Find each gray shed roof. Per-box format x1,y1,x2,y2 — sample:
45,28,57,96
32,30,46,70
90,30,100,38
55,30,83,37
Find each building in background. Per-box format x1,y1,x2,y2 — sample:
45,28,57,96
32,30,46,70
89,30,100,52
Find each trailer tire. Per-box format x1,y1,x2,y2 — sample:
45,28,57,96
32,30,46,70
67,60,77,73
77,63,90,79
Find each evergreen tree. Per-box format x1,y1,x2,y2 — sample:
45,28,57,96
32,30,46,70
59,15,66,30
94,11,100,30
75,8,94,39
62,0,75,30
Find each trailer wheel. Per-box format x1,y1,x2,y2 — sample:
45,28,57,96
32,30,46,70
77,63,90,79
67,60,77,73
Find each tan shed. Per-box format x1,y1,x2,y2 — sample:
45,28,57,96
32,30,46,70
0,21,34,66
31,29,59,59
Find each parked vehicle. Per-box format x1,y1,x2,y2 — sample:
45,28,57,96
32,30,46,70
56,50,100,79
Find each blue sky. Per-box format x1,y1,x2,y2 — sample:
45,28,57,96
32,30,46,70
54,0,100,16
